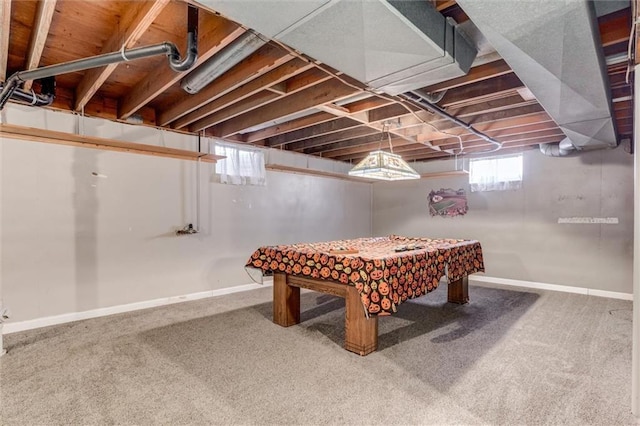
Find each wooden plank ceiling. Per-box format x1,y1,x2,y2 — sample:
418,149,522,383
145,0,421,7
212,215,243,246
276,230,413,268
1,0,633,163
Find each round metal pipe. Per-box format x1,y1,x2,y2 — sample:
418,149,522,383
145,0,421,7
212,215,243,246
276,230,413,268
14,43,175,83
0,4,198,111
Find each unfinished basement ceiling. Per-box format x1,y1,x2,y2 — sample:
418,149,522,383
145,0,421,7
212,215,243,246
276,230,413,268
0,0,633,163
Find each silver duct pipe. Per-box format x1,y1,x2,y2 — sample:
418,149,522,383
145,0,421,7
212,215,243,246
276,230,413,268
181,30,267,94
401,90,503,151
456,0,617,150
539,137,576,157
0,5,199,111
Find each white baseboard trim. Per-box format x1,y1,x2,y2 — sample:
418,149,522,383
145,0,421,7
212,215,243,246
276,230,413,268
3,275,631,335
470,275,633,301
2,280,274,335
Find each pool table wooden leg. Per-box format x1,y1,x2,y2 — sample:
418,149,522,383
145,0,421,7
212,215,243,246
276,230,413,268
273,273,300,326
448,276,469,304
344,285,378,356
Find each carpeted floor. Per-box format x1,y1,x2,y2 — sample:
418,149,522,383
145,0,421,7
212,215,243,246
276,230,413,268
0,283,636,425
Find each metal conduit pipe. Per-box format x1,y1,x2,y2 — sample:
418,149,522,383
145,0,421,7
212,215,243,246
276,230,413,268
0,76,56,107
400,91,503,151
0,6,198,111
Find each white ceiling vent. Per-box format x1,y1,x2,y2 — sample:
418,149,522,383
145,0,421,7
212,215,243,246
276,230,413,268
198,0,477,95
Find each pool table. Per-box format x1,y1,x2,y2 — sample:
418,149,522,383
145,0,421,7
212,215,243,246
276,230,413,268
246,235,484,355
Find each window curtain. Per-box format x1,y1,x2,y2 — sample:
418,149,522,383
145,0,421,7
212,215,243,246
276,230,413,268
469,155,522,192
213,141,266,186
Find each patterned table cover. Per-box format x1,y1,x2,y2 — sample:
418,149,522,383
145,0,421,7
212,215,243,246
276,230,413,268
246,235,484,316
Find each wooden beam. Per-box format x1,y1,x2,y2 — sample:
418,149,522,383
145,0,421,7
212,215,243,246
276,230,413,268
445,95,537,118
320,135,418,159
366,103,413,123
0,124,223,163
320,105,553,158
23,0,57,90
440,73,524,107
406,128,563,154
435,0,457,11
159,44,296,127
287,126,380,152
402,136,563,161
598,7,631,48
118,15,245,119
267,117,362,147
325,113,556,160
305,133,405,156
210,79,358,137
240,112,337,143
171,59,311,129
435,129,564,152
416,111,552,143
74,0,169,111
189,90,281,132
284,67,331,93
344,96,394,113
266,82,287,94
0,0,11,81
313,97,423,147
187,65,332,132
427,120,559,147
424,59,512,93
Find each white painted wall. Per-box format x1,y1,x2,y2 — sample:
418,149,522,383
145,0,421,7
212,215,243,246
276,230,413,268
1,105,372,323
373,147,633,294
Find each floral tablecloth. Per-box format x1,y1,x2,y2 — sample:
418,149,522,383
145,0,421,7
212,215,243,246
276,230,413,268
246,235,484,316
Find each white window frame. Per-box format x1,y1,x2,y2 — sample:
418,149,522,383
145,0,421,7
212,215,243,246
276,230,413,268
213,141,266,186
468,153,523,192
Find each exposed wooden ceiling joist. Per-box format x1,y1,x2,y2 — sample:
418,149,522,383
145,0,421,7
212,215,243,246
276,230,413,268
159,43,296,126
167,57,312,129
439,73,524,107
267,117,362,147
244,112,338,144
423,59,513,93
74,0,170,111
189,67,333,132
118,13,245,119
1,0,633,163
23,0,57,91
208,79,359,138
0,0,11,81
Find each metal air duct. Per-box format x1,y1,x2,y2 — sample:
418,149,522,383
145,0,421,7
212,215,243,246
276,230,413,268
180,30,268,94
456,0,618,151
197,0,477,95
540,137,576,157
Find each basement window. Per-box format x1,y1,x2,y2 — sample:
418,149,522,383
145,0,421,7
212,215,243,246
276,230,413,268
469,153,523,192
214,142,266,186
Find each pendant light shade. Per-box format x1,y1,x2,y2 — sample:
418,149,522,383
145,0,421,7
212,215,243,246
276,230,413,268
348,150,420,181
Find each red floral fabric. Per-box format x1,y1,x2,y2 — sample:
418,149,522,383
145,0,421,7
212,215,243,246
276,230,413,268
246,235,484,316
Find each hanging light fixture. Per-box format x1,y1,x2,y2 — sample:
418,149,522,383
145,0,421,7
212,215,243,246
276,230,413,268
348,124,420,181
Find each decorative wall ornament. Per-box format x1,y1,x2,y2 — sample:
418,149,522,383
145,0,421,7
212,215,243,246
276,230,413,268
429,188,468,217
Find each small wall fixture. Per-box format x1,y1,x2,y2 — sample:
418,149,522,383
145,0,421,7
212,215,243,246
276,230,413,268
176,223,198,236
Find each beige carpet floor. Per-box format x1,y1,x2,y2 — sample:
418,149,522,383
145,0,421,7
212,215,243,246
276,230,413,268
0,283,636,425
